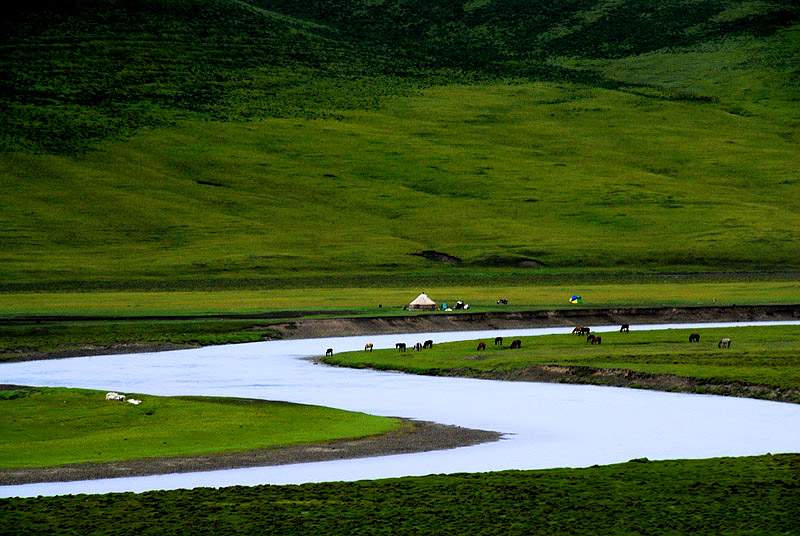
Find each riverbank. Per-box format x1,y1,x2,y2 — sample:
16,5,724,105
0,418,501,486
3,304,798,363
268,304,800,339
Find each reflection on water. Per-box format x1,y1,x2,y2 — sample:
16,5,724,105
2,321,799,497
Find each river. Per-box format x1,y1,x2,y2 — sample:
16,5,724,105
2,321,799,498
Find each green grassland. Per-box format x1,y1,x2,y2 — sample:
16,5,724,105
2,278,800,317
1,0,799,292
0,387,403,469
324,324,800,397
2,454,798,535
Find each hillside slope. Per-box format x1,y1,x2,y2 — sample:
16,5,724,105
1,0,798,288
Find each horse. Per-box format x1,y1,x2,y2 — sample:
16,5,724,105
689,333,700,343
423,340,434,349
325,348,333,357
620,324,630,333
497,298,508,305
364,343,373,352
572,326,584,335
586,334,596,344
414,342,422,351
593,335,602,345
477,342,486,351
396,343,406,352
718,338,731,348
494,336,503,346
509,339,521,349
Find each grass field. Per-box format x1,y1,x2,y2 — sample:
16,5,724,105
3,279,799,316
324,324,800,399
0,387,403,469
1,0,799,290
2,80,798,288
2,454,798,535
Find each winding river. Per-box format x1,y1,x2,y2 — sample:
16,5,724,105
2,321,800,498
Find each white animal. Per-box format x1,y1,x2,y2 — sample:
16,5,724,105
127,398,142,405
105,392,126,401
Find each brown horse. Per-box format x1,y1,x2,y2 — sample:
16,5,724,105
509,339,521,349
364,343,373,352
586,334,596,344
477,342,486,351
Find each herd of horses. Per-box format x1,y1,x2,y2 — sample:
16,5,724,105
572,325,731,348
323,325,733,357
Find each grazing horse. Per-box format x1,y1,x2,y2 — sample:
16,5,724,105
718,338,731,348
509,339,522,349
620,323,630,333
414,342,422,351
586,334,596,344
689,333,700,343
572,326,584,335
326,348,333,357
494,336,503,346
396,343,406,352
477,341,486,351
364,343,373,352
423,340,434,349
497,298,508,305
593,335,602,345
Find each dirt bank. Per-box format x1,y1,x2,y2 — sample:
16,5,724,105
268,304,800,339
432,365,800,405
0,419,501,486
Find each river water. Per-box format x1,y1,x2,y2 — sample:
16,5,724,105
2,321,799,498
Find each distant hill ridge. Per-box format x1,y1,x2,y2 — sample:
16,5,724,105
2,0,798,151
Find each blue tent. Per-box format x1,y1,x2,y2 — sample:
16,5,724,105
570,295,583,304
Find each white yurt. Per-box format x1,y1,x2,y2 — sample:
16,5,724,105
408,292,437,311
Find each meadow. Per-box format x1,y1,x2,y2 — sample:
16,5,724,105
1,0,799,291
0,387,403,469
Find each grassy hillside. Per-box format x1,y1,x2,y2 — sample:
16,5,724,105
1,0,798,289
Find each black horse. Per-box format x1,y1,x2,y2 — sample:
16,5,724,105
396,343,406,352
689,333,700,343
509,339,522,349
620,324,630,333
423,340,434,349
494,336,503,346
